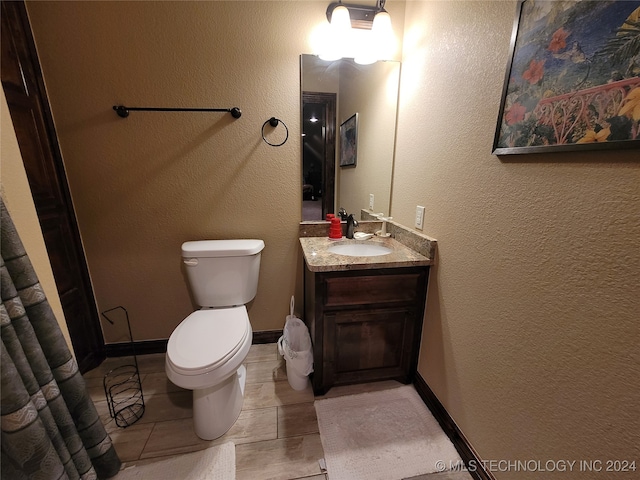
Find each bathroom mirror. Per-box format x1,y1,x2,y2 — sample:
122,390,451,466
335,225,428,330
301,54,400,221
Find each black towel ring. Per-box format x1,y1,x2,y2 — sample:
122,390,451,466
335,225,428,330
262,117,289,147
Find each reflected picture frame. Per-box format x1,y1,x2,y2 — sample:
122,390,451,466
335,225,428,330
340,113,358,167
493,0,640,155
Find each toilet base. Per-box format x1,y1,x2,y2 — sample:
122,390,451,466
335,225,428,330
192,365,247,440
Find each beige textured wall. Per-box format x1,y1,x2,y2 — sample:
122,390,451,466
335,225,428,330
394,1,640,478
1,91,73,350
25,0,334,342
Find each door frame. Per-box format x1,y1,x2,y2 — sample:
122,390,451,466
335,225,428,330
1,1,105,372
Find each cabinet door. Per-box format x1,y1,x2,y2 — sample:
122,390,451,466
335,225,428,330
323,307,416,387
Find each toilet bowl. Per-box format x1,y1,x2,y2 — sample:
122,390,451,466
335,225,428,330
165,239,264,440
166,307,253,439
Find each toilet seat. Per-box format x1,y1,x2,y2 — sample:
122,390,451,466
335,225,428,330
167,306,250,377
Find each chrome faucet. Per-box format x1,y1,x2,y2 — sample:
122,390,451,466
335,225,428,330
346,214,358,239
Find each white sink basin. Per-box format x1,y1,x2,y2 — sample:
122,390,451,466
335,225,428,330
327,242,393,257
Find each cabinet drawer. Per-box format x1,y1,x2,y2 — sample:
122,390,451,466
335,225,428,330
324,273,421,307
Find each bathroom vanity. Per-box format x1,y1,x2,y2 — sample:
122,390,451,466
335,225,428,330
300,230,434,395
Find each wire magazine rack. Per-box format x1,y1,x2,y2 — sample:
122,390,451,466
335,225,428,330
101,306,145,428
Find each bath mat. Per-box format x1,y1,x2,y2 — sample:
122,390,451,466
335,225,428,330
115,442,235,480
315,385,461,480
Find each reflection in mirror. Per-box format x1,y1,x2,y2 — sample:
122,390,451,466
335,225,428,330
302,91,336,220
301,54,400,221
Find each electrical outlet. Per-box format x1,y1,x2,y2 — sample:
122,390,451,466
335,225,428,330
369,194,375,210
415,205,425,230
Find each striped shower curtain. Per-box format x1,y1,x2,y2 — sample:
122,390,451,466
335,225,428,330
1,199,121,479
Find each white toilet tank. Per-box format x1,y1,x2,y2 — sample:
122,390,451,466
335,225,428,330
181,239,264,307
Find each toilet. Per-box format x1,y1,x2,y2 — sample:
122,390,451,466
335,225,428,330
165,239,264,440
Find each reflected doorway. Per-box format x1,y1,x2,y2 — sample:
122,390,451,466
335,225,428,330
302,92,336,220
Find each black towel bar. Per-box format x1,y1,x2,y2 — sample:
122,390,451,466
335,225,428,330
113,105,242,119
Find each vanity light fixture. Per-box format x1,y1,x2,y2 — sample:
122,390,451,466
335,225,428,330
319,0,394,64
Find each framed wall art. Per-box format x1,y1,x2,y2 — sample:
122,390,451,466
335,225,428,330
493,0,640,155
340,113,358,167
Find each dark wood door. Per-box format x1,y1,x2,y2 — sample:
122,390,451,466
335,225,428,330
1,1,105,372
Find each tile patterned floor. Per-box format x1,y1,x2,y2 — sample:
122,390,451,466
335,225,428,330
84,343,472,480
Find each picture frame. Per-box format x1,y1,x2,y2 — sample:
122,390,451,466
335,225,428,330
340,113,358,167
493,0,640,155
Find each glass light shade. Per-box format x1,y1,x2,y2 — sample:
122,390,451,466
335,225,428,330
355,10,393,65
354,47,376,65
319,43,343,61
331,5,351,32
372,11,394,60
319,5,352,61
372,11,392,38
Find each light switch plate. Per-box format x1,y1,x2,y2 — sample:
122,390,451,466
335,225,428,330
369,194,375,210
415,205,425,230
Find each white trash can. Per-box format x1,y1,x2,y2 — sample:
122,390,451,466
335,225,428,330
278,296,313,391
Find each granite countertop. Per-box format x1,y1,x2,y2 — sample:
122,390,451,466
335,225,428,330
300,236,432,272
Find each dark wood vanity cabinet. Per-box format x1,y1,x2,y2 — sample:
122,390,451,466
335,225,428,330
304,264,429,395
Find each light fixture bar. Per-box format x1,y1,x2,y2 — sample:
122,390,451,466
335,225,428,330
326,1,384,30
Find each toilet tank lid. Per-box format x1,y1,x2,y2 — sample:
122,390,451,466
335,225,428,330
182,239,265,258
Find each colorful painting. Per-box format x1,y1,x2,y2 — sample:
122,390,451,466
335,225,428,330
493,0,640,154
340,113,358,167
